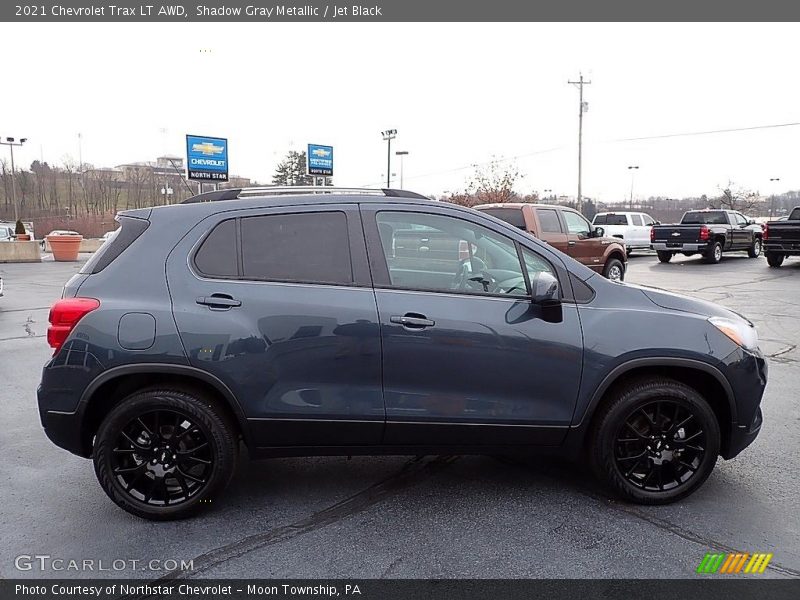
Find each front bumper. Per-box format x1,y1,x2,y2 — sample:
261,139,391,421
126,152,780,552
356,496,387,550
721,347,767,459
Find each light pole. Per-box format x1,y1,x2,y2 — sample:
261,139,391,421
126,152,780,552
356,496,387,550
769,177,780,217
543,188,553,203
395,150,409,188
0,136,28,222
627,165,639,209
381,129,397,188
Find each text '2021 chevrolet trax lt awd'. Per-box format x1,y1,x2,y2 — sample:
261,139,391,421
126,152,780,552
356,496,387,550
38,187,767,520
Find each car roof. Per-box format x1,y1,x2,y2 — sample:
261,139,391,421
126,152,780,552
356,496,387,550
473,203,575,210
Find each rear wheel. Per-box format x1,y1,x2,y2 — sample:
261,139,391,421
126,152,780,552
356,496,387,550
93,388,238,520
603,258,625,281
704,241,723,264
590,377,720,504
656,251,672,263
766,252,785,268
747,238,762,258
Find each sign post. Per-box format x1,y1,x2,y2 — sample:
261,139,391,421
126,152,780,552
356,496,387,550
186,135,229,189
307,143,333,185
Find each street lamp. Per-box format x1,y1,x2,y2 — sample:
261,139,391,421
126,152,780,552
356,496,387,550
160,184,174,204
769,177,781,217
0,136,28,222
395,150,409,188
381,129,397,188
543,188,553,203
627,165,639,209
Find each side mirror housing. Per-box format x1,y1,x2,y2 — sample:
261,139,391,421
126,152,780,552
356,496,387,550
748,219,756,225
531,271,560,304
593,226,605,238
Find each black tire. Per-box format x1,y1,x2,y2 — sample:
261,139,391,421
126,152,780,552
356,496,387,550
747,237,762,258
93,388,238,521
766,252,784,268
589,377,720,505
602,257,625,281
704,241,723,264
656,251,672,263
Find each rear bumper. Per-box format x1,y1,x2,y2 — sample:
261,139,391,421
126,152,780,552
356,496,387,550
652,242,709,252
38,401,91,458
764,242,800,255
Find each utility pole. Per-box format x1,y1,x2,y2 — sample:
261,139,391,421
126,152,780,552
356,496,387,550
395,150,409,188
568,74,591,214
1,137,27,222
381,129,397,188
769,177,780,217
628,165,639,209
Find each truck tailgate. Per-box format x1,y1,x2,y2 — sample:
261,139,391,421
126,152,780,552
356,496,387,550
652,226,702,245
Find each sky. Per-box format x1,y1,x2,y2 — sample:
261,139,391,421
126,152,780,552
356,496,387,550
1,22,798,201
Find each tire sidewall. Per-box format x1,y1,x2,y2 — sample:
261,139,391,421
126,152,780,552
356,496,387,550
93,390,237,520
604,258,625,281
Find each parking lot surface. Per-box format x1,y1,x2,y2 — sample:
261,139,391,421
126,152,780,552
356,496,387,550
1,252,798,579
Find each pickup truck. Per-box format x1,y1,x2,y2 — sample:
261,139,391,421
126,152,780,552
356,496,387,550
474,203,628,280
763,207,800,267
591,211,658,255
650,209,763,264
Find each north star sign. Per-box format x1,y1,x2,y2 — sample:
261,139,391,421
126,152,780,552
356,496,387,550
186,135,229,182
307,144,334,177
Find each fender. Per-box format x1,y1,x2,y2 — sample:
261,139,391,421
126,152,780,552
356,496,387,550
77,363,253,447
574,356,737,428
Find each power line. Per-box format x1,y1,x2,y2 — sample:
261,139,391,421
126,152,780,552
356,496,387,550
606,121,800,143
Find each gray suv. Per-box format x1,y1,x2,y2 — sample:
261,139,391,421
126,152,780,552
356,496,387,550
38,187,767,520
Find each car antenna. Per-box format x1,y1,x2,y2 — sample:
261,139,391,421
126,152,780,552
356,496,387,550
166,157,195,195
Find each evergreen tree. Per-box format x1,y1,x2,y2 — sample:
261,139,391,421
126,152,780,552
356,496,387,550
271,151,314,186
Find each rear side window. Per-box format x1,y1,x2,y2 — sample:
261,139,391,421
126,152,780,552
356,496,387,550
593,214,607,225
80,216,149,274
631,214,643,226
195,219,237,277
240,212,353,285
536,209,562,233
602,214,628,225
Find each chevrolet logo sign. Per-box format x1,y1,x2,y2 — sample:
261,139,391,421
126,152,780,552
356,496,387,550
192,142,225,156
311,148,331,158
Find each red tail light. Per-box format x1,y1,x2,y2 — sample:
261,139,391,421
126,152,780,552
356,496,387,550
763,223,769,241
650,227,655,242
699,225,710,241
47,298,100,355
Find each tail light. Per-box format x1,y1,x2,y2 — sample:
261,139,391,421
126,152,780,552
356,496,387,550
649,227,655,242
699,225,710,241
47,298,100,355
763,223,769,241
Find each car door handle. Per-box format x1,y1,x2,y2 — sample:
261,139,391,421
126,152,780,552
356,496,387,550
196,294,241,309
390,314,435,328
567,241,577,246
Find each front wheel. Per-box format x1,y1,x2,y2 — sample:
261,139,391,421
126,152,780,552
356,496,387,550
589,378,720,504
603,258,625,281
747,238,762,258
93,388,238,520
766,252,785,268
656,251,672,263
704,241,723,264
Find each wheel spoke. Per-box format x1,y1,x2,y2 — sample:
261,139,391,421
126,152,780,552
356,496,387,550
177,466,206,484
120,432,148,451
639,408,656,427
114,462,147,474
679,460,697,473
178,442,209,455
183,455,211,465
175,472,191,496
137,417,153,437
673,429,704,444
624,422,648,439
617,449,648,462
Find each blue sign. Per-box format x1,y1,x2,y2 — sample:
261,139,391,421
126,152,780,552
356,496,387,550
186,135,228,182
307,144,334,177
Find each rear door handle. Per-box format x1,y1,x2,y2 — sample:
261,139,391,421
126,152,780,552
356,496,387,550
196,294,241,309
390,314,435,328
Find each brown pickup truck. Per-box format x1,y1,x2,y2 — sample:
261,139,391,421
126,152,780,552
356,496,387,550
474,203,628,280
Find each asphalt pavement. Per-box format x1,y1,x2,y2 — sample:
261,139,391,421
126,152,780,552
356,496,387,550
0,250,798,579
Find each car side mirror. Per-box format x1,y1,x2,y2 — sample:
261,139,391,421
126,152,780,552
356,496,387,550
531,271,560,303
652,221,660,226
593,226,605,238
748,219,756,225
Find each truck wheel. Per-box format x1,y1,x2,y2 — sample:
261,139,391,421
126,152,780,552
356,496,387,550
656,251,672,263
93,388,239,521
704,242,722,264
603,258,625,281
747,238,762,258
589,377,720,504
766,252,785,268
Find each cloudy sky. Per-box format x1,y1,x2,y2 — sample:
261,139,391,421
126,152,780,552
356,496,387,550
1,22,798,201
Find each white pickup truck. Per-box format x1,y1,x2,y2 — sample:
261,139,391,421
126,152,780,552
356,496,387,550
592,211,658,255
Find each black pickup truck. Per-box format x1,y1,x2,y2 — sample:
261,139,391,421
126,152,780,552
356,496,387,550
651,209,763,264
764,207,800,267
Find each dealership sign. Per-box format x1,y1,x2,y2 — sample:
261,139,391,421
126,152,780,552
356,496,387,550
186,134,229,181
307,144,333,177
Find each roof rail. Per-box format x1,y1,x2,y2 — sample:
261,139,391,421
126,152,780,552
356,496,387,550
181,186,429,204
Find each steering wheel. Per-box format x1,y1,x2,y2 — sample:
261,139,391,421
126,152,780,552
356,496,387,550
453,257,497,293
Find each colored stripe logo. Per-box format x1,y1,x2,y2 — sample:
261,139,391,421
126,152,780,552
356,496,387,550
696,552,773,574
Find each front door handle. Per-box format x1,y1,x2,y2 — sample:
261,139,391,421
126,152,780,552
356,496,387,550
567,240,577,246
196,294,242,309
390,314,435,329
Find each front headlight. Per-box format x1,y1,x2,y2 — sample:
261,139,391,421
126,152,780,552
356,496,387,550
709,316,759,351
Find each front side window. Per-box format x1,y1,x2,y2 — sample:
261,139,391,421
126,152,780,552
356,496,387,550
734,213,748,226
642,214,655,226
241,212,353,284
631,214,644,226
537,209,563,233
563,210,591,238
375,211,529,297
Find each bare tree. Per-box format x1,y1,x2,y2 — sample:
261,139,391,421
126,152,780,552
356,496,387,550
711,182,760,213
445,158,524,207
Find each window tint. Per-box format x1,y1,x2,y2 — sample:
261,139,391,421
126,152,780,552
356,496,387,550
593,214,607,225
376,211,527,297
537,209,563,233
642,214,655,226
631,214,643,226
241,212,352,284
194,219,238,277
563,211,591,237
479,208,526,230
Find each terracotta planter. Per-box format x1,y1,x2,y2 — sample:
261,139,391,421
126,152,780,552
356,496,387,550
47,234,83,262
15,234,31,241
